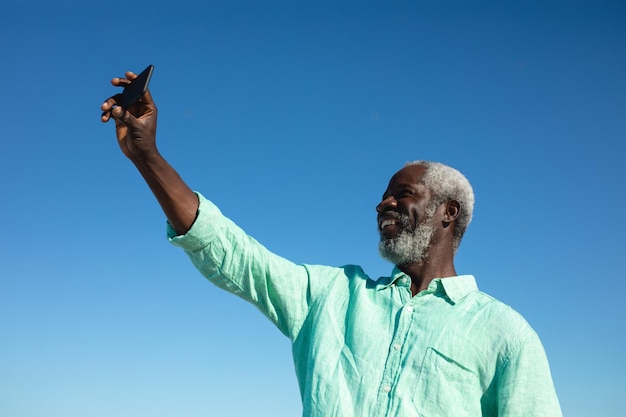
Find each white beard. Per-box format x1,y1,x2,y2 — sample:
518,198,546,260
378,212,436,266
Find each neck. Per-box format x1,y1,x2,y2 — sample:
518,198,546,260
398,249,457,296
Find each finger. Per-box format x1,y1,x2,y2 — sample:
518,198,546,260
111,105,137,126
110,77,131,87
101,93,124,112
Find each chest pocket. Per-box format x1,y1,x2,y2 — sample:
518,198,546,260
412,347,482,417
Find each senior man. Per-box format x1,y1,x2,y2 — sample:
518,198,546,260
101,70,562,417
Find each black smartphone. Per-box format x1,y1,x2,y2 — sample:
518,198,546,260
118,64,154,109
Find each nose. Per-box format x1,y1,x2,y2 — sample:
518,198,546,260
376,195,397,213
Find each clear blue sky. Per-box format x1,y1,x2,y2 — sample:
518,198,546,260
1,1,624,416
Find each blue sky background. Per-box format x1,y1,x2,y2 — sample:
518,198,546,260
1,1,624,416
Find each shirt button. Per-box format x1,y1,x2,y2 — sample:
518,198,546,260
383,386,392,393
406,306,414,313
393,343,401,350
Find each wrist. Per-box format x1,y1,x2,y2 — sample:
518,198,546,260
130,147,163,168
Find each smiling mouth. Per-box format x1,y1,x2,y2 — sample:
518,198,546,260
378,212,405,232
380,218,399,229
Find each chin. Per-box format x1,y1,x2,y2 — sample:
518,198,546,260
378,226,433,265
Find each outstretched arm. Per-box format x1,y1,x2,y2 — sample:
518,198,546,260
101,70,199,235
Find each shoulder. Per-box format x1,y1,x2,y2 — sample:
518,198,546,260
461,290,539,351
303,263,376,287
302,263,384,301
470,290,529,323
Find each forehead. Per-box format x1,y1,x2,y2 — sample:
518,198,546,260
388,164,427,188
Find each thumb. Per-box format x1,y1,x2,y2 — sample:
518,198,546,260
111,105,137,127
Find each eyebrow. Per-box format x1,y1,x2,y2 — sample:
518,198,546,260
381,182,423,199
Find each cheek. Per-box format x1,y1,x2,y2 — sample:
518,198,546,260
413,205,436,226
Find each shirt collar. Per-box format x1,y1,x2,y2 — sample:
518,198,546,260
439,274,478,303
377,267,478,303
376,266,406,290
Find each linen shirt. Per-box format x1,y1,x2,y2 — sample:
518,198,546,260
168,194,562,417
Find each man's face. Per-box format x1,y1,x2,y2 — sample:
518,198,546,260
377,165,438,266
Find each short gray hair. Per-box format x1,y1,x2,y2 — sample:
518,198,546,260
406,161,475,252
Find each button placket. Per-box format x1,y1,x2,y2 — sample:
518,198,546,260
378,300,416,407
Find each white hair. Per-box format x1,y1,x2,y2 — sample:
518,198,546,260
406,160,475,252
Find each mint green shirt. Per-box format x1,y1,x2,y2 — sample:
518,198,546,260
169,194,562,417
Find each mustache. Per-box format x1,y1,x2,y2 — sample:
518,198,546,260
378,211,411,229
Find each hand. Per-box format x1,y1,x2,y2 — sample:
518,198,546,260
101,71,158,162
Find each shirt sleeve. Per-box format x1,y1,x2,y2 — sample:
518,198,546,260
167,192,334,340
497,328,563,417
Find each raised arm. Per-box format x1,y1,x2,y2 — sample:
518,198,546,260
101,71,199,235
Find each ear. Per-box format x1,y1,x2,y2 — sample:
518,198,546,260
442,200,460,223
